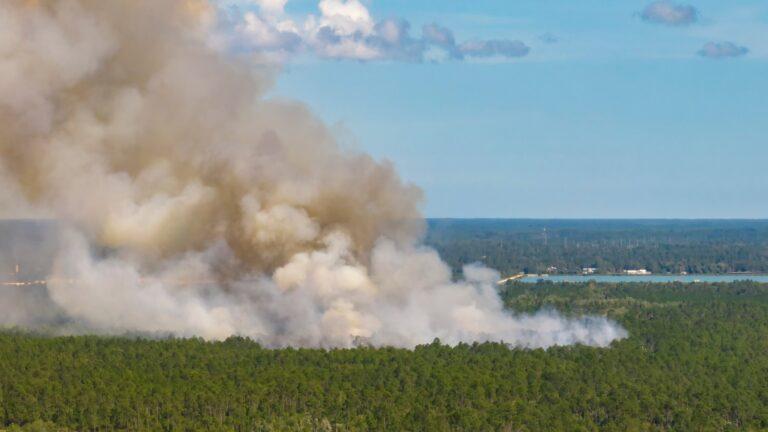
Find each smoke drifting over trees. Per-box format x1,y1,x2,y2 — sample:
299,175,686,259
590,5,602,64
0,0,625,348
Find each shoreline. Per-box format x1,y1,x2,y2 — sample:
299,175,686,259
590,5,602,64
523,272,768,277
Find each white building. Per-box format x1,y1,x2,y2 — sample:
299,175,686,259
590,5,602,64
624,269,651,275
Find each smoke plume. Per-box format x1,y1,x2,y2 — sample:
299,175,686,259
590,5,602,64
0,0,626,348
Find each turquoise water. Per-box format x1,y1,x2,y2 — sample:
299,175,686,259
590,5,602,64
519,274,768,283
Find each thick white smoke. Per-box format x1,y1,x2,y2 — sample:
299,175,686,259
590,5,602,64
0,0,626,348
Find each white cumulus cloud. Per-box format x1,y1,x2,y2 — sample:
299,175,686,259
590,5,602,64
220,0,531,62
698,41,749,59
640,1,699,26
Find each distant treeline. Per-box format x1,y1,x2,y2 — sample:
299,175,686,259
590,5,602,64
0,220,58,279
426,219,768,276
3,281,768,430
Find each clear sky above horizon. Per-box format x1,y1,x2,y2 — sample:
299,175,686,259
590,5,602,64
239,0,768,218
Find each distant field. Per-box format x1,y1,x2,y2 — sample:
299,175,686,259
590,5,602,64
426,219,768,276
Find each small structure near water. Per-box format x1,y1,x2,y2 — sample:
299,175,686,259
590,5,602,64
624,269,652,275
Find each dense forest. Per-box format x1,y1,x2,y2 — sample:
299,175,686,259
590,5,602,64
2,280,768,431
426,219,768,276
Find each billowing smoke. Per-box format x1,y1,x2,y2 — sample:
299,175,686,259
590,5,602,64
0,0,626,348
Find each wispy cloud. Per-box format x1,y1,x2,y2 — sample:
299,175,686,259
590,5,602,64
459,40,530,59
698,41,749,59
219,0,531,62
640,1,699,26
539,33,559,44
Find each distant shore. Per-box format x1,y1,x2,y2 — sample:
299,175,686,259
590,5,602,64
525,272,768,277
514,274,768,284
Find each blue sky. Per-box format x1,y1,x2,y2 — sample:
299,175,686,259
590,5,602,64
231,0,768,217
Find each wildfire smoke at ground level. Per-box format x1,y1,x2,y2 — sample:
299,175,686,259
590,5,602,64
0,0,626,348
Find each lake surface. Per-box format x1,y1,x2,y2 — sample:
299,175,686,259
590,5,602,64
519,274,768,283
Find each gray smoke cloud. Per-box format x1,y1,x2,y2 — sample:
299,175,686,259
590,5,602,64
0,0,626,348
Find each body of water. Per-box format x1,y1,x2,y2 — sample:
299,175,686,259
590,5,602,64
520,274,768,283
